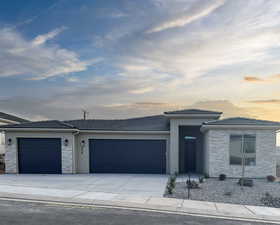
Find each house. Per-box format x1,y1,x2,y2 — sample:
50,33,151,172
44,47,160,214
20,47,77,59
0,112,29,155
0,109,279,178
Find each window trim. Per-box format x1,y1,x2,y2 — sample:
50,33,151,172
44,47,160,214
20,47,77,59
229,134,256,167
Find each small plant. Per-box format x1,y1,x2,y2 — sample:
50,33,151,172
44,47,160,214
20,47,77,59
219,174,226,181
238,178,253,187
224,191,232,197
186,180,200,189
204,174,210,179
167,184,173,194
199,177,204,183
166,175,176,195
266,175,276,182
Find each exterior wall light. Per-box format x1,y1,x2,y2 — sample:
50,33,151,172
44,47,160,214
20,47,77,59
7,138,12,146
81,140,85,154
64,139,69,146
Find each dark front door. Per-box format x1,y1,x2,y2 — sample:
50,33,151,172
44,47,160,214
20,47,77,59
89,139,166,174
184,139,196,173
18,138,62,174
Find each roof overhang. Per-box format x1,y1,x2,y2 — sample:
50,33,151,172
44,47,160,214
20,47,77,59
79,130,170,135
0,128,79,132
201,125,280,132
164,113,221,119
0,118,20,124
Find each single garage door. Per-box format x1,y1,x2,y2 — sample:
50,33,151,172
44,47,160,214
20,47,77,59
18,138,62,174
89,139,166,174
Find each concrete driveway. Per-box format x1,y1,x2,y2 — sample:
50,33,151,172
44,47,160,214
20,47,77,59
0,174,168,199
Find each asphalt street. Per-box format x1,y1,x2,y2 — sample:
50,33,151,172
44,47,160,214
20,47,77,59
0,199,273,225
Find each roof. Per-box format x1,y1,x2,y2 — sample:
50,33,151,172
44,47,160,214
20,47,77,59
164,109,222,115
0,115,170,131
65,115,169,131
0,112,29,123
203,117,280,126
0,120,75,129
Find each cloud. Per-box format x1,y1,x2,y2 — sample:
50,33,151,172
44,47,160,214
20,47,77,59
244,73,280,83
147,0,225,33
0,28,93,79
247,99,280,104
32,27,66,46
244,76,265,82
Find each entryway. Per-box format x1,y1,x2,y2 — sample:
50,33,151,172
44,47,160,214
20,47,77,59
179,126,204,174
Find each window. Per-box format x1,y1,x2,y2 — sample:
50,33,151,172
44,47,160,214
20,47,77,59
229,135,256,166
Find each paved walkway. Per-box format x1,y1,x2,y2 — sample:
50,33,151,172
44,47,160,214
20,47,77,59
0,183,280,223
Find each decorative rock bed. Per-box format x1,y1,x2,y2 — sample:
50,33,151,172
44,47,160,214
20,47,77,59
165,178,280,207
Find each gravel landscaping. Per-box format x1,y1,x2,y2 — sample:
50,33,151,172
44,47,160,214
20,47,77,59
165,177,280,207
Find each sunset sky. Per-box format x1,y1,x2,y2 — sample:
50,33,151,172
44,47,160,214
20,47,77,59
0,0,280,121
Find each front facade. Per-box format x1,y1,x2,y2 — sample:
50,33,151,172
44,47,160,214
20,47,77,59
1,109,279,178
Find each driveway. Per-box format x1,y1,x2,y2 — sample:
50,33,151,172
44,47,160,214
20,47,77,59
0,174,168,199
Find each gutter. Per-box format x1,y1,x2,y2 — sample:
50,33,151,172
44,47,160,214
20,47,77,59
201,125,280,132
0,128,79,132
78,130,170,135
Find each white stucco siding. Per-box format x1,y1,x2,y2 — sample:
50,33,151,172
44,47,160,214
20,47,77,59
206,129,277,178
169,118,216,174
4,131,75,174
76,132,170,174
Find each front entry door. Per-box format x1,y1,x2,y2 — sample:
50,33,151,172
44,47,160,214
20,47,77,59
184,138,196,173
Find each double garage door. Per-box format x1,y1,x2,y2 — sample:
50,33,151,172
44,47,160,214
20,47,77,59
17,138,166,174
90,139,166,174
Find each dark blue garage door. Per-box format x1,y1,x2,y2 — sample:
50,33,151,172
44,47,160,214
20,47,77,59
89,139,166,174
18,138,62,174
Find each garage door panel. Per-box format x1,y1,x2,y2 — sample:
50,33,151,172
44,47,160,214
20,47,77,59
18,138,62,174
89,139,166,174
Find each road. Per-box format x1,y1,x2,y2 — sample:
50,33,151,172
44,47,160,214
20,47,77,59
0,199,272,225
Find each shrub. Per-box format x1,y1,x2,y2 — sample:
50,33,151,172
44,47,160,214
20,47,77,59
167,184,173,194
267,175,276,182
219,174,226,181
199,177,204,183
204,174,210,179
238,178,254,187
186,180,200,189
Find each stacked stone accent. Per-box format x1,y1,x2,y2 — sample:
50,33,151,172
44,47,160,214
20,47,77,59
5,143,17,173
207,129,276,178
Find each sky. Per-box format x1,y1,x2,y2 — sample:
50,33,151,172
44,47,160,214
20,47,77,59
0,0,280,121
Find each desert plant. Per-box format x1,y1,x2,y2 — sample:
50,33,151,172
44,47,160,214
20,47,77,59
238,178,253,187
219,174,226,181
224,191,232,197
199,177,204,183
266,175,276,182
166,184,173,194
204,174,210,179
186,180,200,189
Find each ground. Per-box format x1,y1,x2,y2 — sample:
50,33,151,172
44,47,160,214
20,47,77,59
0,174,167,197
0,199,267,225
167,177,280,207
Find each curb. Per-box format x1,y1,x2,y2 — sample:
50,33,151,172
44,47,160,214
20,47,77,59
0,194,280,224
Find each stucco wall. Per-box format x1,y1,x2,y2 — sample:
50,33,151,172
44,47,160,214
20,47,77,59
76,132,170,174
169,118,214,174
205,129,277,178
4,131,75,174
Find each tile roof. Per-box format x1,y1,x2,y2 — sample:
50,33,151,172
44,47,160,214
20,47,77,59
0,120,75,129
0,112,29,123
204,117,280,126
65,115,169,131
0,115,170,131
164,109,222,115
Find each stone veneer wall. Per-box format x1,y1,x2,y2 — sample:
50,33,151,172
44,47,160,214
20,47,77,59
4,132,74,174
206,129,277,178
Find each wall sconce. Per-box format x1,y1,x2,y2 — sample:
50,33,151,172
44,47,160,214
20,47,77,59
64,139,69,146
81,140,85,154
7,138,12,146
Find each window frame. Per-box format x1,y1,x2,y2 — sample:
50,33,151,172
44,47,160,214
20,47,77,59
229,134,256,166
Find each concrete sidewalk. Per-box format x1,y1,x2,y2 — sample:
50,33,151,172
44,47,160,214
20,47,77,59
0,184,280,223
